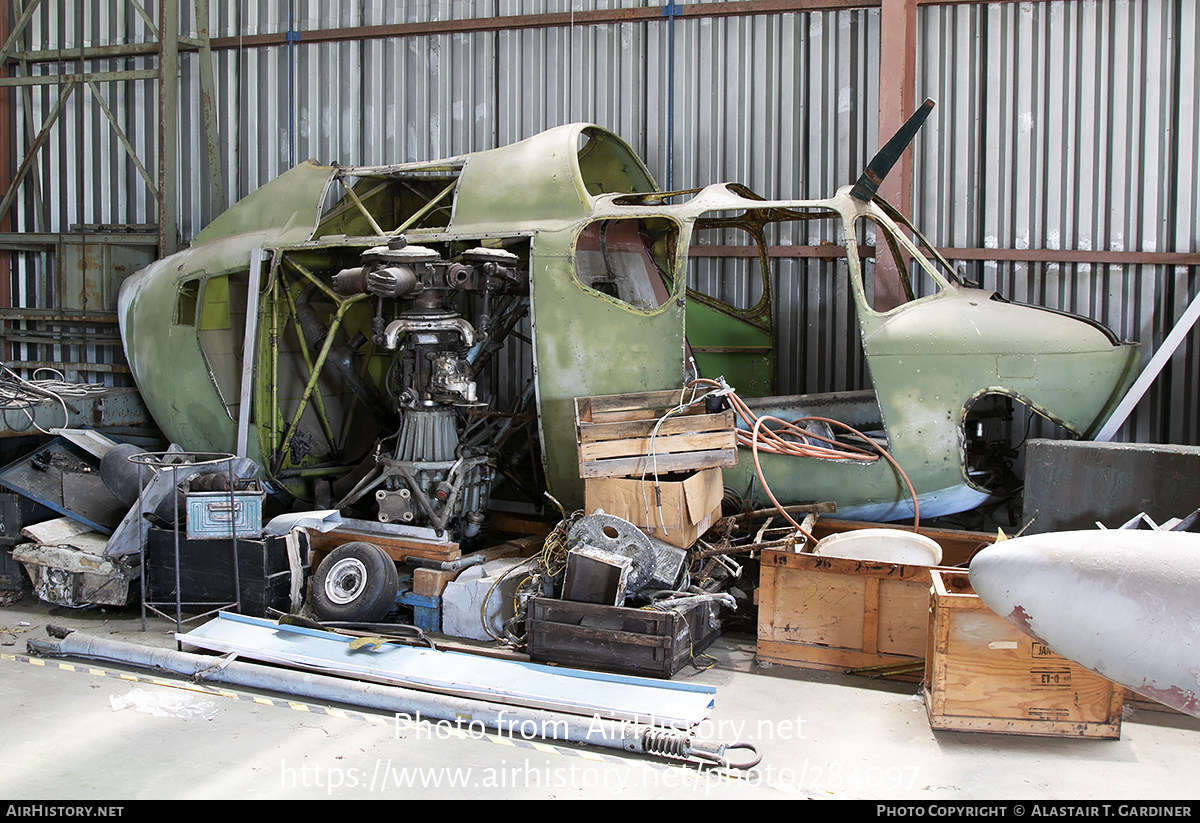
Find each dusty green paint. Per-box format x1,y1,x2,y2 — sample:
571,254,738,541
190,161,336,247
120,162,337,466
450,124,656,234
119,125,1140,520
684,299,775,397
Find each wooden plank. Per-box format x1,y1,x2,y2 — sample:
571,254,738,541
586,405,713,425
412,567,459,597
862,577,880,655
580,430,736,461
305,527,461,565
577,387,717,417
876,576,932,657
577,448,738,479
578,409,733,442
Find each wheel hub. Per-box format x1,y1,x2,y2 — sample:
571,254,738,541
324,557,368,605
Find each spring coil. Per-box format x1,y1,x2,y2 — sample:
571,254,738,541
640,728,692,759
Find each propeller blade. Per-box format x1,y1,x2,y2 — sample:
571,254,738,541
849,97,936,202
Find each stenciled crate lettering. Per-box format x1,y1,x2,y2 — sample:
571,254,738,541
925,569,1123,738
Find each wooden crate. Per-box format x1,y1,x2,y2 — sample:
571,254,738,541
758,550,933,679
526,596,722,678
756,523,995,680
574,387,737,479
305,524,461,572
925,569,1123,738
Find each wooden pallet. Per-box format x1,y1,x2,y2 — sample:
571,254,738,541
574,387,737,479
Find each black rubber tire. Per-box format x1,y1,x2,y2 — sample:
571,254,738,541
310,541,398,622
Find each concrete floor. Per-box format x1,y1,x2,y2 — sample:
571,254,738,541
2,595,1199,802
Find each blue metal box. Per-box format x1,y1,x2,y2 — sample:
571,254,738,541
185,491,264,540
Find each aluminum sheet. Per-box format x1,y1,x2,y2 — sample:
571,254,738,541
178,612,716,728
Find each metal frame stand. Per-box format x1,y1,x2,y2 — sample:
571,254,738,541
135,451,242,644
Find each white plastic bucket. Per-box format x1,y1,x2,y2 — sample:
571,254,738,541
812,528,943,566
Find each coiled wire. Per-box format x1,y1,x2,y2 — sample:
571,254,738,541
0,364,110,433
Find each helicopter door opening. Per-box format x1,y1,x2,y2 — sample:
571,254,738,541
685,220,775,396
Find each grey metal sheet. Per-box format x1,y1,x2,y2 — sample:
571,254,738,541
0,437,126,533
178,611,716,728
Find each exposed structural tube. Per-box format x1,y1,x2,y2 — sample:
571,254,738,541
28,631,760,771
403,554,487,572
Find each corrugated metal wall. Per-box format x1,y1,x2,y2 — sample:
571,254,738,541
7,0,1198,445
914,0,1199,444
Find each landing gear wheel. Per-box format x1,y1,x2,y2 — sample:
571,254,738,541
310,541,398,622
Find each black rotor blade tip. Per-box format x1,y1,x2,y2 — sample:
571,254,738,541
850,98,936,202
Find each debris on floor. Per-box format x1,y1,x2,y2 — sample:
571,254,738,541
109,687,219,721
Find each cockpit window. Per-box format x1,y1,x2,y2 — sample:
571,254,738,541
175,277,200,326
857,215,950,305
573,217,678,311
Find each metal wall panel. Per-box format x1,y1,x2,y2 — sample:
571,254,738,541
915,0,1200,445
5,0,1197,444
677,8,879,396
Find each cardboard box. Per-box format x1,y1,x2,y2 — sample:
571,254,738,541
584,467,723,548
924,569,1123,738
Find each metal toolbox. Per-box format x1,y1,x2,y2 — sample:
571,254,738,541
185,491,265,540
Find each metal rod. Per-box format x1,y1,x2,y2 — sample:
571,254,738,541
269,277,281,453
29,631,760,771
275,278,339,451
392,177,458,236
275,294,367,470
281,256,341,303
338,177,387,238
0,79,76,227
1094,287,1200,442
84,81,157,196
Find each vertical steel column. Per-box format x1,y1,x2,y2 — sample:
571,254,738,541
875,0,918,311
286,0,296,169
158,0,179,257
663,2,680,191
195,0,225,217
0,0,11,338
